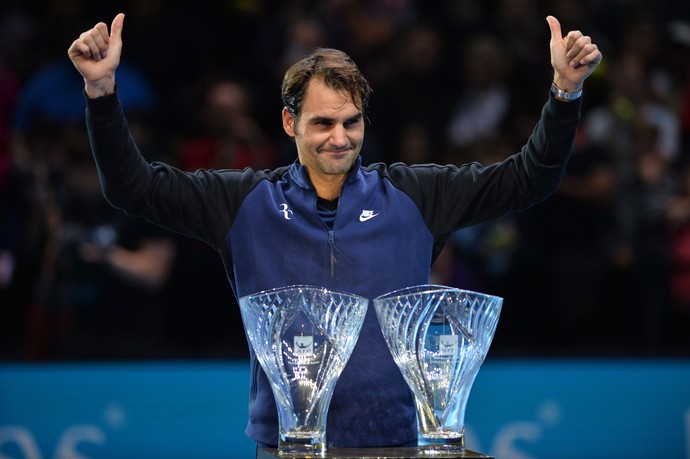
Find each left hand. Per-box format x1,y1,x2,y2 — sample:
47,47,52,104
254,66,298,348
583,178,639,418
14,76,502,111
546,15,602,93
67,13,125,98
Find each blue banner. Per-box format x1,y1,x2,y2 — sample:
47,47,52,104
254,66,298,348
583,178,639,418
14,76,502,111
1,359,688,458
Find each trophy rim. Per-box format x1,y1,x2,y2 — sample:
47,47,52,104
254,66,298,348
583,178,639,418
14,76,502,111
239,284,369,303
373,284,503,303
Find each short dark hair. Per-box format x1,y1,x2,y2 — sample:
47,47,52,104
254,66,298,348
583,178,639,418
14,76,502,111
281,48,372,118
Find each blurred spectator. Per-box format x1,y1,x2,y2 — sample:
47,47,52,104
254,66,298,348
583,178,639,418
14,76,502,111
491,0,548,112
15,112,178,360
585,51,680,166
3,0,688,358
666,163,690,350
444,34,512,162
46,187,177,359
0,7,41,358
250,6,329,86
580,48,682,349
665,19,690,166
11,59,156,154
372,23,452,164
177,78,277,171
118,0,243,136
249,12,331,148
518,127,618,349
0,10,28,170
163,77,276,358
3,15,173,357
0,154,46,359
157,233,248,358
613,121,678,349
279,17,330,80
319,0,415,72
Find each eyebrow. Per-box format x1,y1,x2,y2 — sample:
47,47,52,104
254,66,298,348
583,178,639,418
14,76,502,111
310,113,363,124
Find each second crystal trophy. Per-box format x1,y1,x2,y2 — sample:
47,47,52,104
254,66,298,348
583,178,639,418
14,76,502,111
239,285,368,456
373,285,502,455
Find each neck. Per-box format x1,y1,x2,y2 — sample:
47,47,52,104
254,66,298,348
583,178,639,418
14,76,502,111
309,173,346,201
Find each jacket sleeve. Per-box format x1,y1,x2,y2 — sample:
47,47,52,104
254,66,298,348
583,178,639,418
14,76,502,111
84,92,253,250
388,93,582,236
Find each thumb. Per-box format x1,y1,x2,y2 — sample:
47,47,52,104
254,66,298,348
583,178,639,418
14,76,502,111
546,15,562,43
110,13,125,44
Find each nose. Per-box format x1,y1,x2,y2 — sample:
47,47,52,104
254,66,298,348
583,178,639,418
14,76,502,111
329,124,349,148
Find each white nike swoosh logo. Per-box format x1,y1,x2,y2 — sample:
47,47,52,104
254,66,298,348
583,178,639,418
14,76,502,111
359,210,379,222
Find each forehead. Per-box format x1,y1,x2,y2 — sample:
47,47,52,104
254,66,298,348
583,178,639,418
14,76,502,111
300,78,360,118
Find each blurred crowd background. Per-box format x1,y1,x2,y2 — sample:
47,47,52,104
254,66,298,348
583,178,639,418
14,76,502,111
1,0,689,360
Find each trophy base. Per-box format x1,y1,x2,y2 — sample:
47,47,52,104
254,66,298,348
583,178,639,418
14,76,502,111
417,434,465,456
278,434,326,457
257,447,492,459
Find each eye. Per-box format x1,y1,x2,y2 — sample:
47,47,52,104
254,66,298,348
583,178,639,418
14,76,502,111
344,118,361,128
314,119,333,127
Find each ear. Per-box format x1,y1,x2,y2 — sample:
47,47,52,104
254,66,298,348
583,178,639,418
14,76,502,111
282,108,296,137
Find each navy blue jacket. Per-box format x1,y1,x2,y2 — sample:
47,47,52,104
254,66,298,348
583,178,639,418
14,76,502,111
85,92,580,447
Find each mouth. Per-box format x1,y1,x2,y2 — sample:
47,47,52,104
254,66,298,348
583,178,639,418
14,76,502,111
321,145,354,154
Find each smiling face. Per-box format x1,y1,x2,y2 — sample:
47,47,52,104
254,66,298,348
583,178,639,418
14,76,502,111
282,77,365,199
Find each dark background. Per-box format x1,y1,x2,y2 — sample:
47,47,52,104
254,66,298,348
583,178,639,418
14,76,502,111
1,0,689,360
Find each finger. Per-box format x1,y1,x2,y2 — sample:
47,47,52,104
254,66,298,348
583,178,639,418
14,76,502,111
94,22,110,43
584,44,602,66
546,15,563,44
564,31,583,55
567,36,597,67
68,39,92,59
110,13,125,45
90,24,110,59
574,43,602,67
79,30,107,60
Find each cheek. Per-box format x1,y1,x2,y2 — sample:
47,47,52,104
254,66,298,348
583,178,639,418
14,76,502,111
351,127,365,144
295,133,320,155
303,130,328,148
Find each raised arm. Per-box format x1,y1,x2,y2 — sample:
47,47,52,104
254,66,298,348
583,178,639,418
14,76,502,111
67,13,124,98
67,13,216,246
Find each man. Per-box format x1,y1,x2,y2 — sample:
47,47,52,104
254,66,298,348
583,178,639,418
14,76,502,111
68,13,601,448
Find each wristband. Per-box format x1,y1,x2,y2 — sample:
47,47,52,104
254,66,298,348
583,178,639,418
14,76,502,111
551,82,582,102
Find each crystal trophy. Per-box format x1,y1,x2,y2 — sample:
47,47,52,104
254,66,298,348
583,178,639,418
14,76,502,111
373,285,502,455
239,285,368,456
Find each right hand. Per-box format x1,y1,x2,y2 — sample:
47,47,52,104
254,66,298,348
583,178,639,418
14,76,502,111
67,13,124,98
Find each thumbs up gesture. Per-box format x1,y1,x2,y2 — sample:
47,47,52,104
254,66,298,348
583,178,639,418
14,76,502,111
67,13,125,98
546,15,602,93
